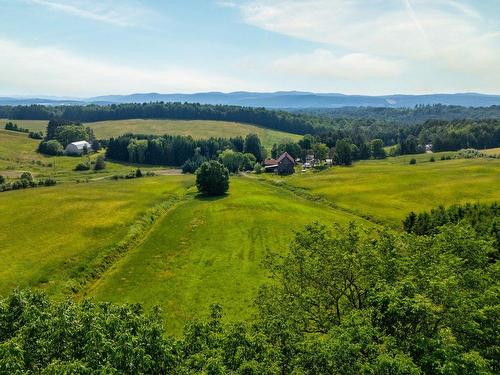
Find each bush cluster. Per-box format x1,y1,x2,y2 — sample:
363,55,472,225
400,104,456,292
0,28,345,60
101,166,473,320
110,169,154,180
0,172,56,192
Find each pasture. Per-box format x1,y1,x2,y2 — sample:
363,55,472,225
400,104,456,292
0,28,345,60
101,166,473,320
261,153,500,227
0,175,193,297
85,177,370,334
0,129,165,182
1,118,302,149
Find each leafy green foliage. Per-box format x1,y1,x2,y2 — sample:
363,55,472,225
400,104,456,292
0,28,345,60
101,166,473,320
93,155,106,171
1,221,497,373
38,140,63,156
403,202,500,250
196,161,229,196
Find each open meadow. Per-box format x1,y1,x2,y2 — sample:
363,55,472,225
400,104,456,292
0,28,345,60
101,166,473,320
260,153,500,227
85,177,371,334
0,175,194,297
1,128,499,333
0,129,168,182
1,118,301,149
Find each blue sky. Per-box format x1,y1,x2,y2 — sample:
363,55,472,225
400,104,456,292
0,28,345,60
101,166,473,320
0,0,499,96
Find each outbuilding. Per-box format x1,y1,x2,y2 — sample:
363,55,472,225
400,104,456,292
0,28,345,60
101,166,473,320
65,141,92,155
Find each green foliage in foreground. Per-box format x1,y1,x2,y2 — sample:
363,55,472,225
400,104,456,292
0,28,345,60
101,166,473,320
404,202,500,250
1,222,498,374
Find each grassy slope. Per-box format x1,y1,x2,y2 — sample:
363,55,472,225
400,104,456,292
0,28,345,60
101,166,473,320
1,119,301,149
0,175,193,297
0,130,163,182
86,119,301,148
85,177,370,334
264,152,500,227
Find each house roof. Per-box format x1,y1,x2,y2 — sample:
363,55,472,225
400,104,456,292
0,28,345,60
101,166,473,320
67,141,91,150
264,158,278,166
276,152,295,164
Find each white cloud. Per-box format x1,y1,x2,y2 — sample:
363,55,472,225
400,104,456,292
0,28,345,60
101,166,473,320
233,0,500,87
273,49,404,80
0,39,248,96
24,0,153,27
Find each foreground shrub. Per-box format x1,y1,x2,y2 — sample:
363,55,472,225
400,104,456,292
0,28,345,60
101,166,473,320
196,161,229,196
409,158,416,164
0,221,497,373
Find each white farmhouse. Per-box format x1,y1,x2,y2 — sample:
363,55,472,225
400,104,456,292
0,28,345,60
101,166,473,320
65,141,92,155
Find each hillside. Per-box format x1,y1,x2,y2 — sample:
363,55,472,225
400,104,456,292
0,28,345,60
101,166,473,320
1,137,499,333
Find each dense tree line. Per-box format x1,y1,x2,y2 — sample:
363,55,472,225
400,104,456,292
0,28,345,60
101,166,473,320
297,104,500,124
106,133,265,167
404,202,500,251
4,104,498,154
314,119,500,154
1,221,498,373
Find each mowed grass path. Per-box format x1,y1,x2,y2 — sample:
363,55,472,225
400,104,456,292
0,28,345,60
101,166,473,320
0,175,193,297
275,154,500,227
1,119,301,149
86,177,370,334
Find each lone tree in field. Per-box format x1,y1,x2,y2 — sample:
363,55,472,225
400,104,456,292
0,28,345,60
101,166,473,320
196,161,229,196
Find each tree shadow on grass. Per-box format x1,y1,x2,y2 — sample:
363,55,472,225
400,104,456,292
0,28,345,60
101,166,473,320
194,193,229,202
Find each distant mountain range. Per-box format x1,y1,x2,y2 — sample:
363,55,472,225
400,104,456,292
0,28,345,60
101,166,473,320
1,92,500,108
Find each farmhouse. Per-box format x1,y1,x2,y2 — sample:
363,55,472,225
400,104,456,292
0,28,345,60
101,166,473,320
264,152,296,175
65,141,92,155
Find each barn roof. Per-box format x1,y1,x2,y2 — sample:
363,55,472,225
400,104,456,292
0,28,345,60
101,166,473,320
264,158,278,166
67,141,91,150
276,152,295,164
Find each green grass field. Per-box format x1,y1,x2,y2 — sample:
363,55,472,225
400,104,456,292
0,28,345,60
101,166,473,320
1,118,301,149
0,129,167,182
0,175,193,297
1,124,499,334
85,177,369,334
260,153,500,227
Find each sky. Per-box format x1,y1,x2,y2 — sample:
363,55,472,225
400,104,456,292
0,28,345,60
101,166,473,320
0,0,499,96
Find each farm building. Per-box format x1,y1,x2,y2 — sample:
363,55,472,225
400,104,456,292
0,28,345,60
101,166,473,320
65,141,92,155
264,152,296,175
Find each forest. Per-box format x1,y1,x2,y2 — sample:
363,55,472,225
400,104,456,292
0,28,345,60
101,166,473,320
296,104,500,124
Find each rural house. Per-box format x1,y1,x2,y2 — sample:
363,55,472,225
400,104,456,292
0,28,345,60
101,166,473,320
65,141,92,155
264,152,296,175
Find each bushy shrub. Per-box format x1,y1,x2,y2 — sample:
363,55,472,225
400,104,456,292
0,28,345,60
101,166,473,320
409,158,417,165
135,168,143,177
38,140,63,156
182,154,208,174
254,163,264,174
20,172,33,181
74,162,90,171
28,131,43,139
196,161,229,196
93,155,106,171
0,175,4,184
429,156,435,162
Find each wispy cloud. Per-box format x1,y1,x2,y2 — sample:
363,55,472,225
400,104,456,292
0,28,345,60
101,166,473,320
273,49,404,81
230,0,500,86
24,0,152,27
0,38,250,96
